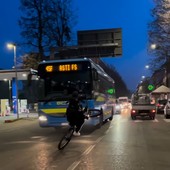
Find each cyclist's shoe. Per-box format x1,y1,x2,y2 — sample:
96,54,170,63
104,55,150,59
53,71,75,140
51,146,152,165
73,131,81,136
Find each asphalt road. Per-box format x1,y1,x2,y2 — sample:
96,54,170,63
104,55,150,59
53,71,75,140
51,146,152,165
1,108,170,170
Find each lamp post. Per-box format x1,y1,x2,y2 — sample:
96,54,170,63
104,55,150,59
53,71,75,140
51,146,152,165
7,43,19,119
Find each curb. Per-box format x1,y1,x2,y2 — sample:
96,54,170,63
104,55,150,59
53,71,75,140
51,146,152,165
4,118,23,123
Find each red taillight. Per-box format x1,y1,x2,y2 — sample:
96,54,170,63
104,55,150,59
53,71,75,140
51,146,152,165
151,109,156,113
131,109,136,114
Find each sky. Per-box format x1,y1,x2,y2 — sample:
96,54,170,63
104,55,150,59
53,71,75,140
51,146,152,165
0,0,154,92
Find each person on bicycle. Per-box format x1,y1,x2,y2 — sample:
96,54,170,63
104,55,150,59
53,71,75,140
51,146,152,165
66,91,88,136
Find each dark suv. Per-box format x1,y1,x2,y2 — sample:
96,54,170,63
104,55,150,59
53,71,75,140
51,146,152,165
156,99,167,114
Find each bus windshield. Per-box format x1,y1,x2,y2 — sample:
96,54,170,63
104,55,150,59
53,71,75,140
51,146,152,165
37,61,92,100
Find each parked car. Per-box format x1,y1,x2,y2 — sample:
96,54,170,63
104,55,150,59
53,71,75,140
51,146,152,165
164,99,170,119
156,99,167,114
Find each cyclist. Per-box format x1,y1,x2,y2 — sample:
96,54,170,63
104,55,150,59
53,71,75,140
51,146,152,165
66,91,88,136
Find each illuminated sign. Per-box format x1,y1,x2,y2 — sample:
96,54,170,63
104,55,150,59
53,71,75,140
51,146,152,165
107,88,115,94
59,64,78,71
45,64,80,72
45,65,53,72
148,84,155,91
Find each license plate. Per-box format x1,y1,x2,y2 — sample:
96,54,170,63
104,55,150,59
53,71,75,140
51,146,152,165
140,113,147,116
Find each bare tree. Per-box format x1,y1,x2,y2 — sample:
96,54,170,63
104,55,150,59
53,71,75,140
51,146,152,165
19,0,76,64
21,53,40,69
148,0,170,72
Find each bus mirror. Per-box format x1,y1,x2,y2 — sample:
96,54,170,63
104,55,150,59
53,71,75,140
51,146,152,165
93,69,98,81
27,69,38,86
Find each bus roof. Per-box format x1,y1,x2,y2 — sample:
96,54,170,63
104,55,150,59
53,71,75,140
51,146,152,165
39,58,91,65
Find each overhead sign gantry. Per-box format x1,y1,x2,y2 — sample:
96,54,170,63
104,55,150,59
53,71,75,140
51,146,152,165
51,28,122,59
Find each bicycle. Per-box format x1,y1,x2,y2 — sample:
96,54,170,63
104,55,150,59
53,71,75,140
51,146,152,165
57,109,103,150
58,125,77,150
58,111,90,150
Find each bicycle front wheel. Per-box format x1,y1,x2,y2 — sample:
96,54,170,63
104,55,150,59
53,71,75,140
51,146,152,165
58,128,74,150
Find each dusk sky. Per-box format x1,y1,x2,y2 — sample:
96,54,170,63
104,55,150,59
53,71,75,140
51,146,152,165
0,0,154,91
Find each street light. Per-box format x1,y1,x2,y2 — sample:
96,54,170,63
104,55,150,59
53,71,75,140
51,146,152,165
142,75,145,79
7,43,19,119
145,65,149,69
150,44,157,50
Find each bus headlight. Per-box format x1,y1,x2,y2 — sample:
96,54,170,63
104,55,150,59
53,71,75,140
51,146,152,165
39,115,47,122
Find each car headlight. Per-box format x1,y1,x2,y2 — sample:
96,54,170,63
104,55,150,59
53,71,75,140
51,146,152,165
39,115,47,122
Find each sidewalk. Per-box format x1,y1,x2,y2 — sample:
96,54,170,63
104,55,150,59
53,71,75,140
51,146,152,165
0,112,38,123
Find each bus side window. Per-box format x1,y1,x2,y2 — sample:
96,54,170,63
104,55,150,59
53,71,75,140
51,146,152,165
92,68,98,81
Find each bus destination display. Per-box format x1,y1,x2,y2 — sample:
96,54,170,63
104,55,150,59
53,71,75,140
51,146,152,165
45,64,81,72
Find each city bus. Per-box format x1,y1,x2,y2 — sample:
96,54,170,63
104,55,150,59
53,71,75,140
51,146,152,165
30,58,115,127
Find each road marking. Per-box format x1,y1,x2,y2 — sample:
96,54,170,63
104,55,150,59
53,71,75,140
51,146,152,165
68,145,95,170
95,136,103,143
68,135,104,170
82,144,95,155
67,161,80,170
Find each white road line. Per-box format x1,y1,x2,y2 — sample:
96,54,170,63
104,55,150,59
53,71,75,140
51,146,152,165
68,136,103,170
95,136,103,143
82,144,95,155
67,161,81,170
68,145,96,170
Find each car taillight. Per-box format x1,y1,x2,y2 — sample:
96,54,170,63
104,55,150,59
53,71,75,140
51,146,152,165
131,109,136,114
151,109,156,113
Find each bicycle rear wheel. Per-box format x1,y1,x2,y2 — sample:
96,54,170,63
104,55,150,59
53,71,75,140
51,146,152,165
58,128,74,150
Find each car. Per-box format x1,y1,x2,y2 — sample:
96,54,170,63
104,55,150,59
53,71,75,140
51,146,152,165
156,99,167,114
164,100,170,119
114,103,121,114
